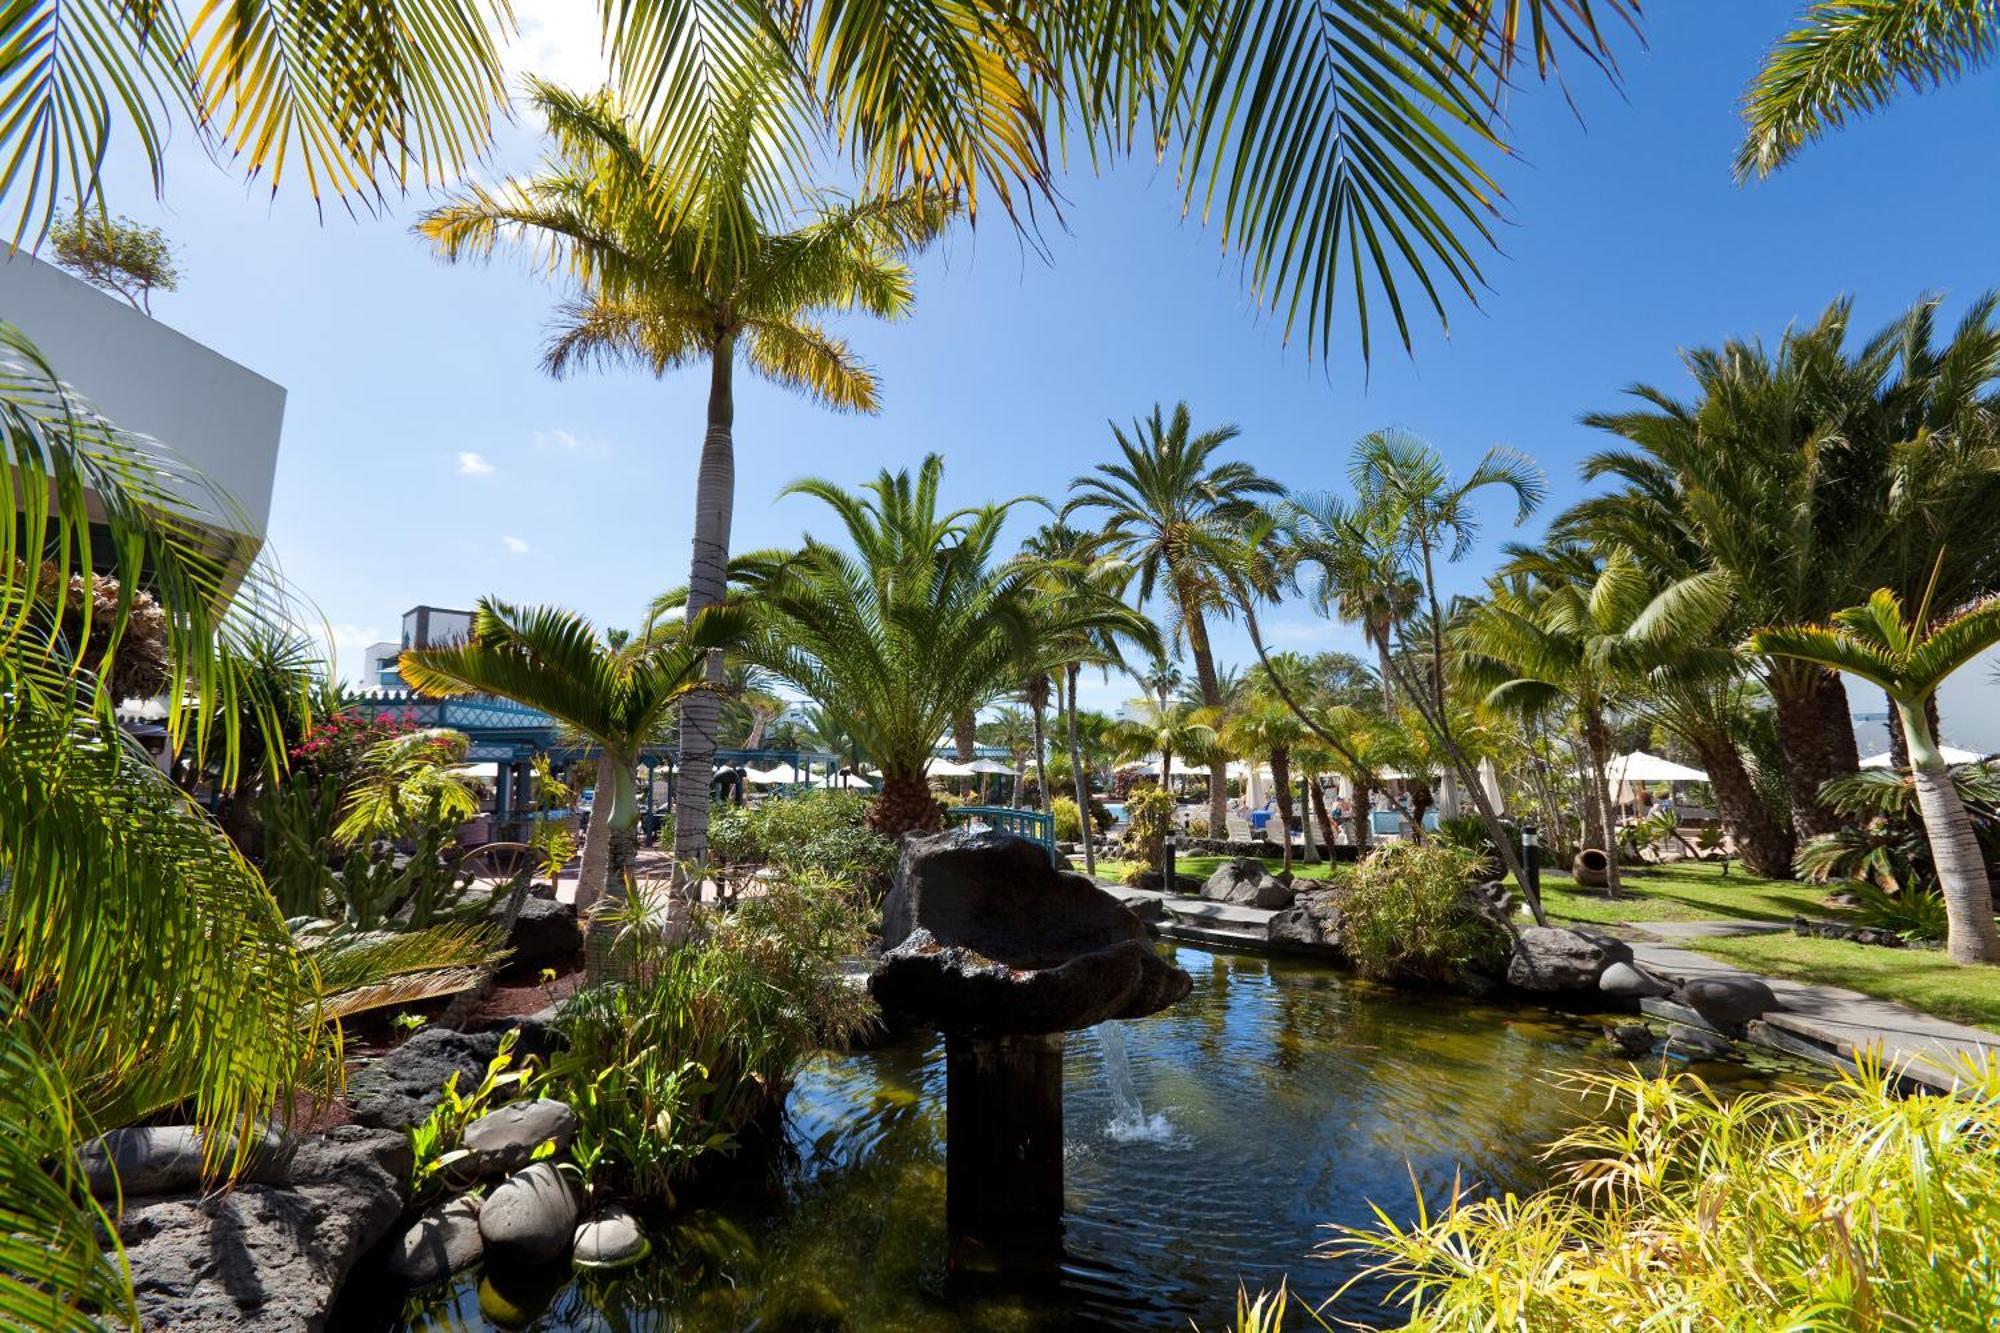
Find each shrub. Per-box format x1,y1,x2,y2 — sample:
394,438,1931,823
1325,1060,2000,1331
1336,842,1504,985
707,790,896,897
1051,796,1083,842
1124,786,1176,870
1186,817,1211,839
546,877,875,1204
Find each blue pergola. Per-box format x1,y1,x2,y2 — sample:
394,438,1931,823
343,689,842,839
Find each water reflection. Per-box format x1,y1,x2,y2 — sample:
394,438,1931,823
383,945,1797,1331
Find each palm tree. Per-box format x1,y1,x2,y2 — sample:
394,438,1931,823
2,3,1637,369
397,599,742,975
417,66,954,883
1568,293,2000,837
0,323,330,1321
1068,403,1281,837
1738,3,1998,180
1112,699,1218,873
981,706,1037,805
1279,491,1418,714
1344,429,1545,894
1016,521,1162,874
1749,573,2000,965
1223,697,1313,871
720,455,1126,839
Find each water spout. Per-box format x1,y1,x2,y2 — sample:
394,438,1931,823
1097,1021,1176,1144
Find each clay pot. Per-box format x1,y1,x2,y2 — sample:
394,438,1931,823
1572,847,1611,889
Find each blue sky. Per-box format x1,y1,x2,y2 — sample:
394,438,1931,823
72,2,2000,746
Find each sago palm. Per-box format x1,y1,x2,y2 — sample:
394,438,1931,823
1748,569,2000,964
397,598,744,972
418,65,953,880
1068,402,1280,837
720,455,1089,839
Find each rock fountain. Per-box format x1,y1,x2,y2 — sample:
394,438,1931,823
869,828,1192,1262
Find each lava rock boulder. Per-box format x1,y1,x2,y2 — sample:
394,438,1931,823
1201,858,1295,910
350,1027,504,1130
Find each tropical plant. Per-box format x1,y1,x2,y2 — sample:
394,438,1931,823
546,877,874,1204
719,456,1135,839
706,790,897,897
1737,1,2000,180
419,68,953,880
1800,763,2000,901
1122,785,1180,882
1852,883,1951,945
1568,293,2000,835
405,1029,539,1207
332,727,481,847
1337,842,1507,985
0,322,329,1322
1068,404,1279,838
1278,492,1416,714
1327,1058,2000,1330
1223,696,1313,871
1748,573,2000,963
396,598,743,975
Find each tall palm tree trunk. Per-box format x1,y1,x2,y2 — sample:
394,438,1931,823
1309,776,1337,849
1352,779,1374,849
670,344,735,891
1296,774,1318,865
1770,665,1859,839
1269,746,1296,874
574,800,610,915
1901,702,2000,964
1027,674,1052,812
1065,664,1097,876
1582,710,1623,899
1372,633,1397,715
1184,605,1231,836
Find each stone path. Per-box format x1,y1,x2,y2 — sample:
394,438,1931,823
1624,923,2000,1093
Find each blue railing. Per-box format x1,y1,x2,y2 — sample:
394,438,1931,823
946,805,1056,851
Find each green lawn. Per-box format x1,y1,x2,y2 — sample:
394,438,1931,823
1532,861,1843,927
1690,933,2000,1031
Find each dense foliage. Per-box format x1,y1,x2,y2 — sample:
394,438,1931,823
545,878,875,1204
708,790,898,898
1328,1059,2000,1330
1336,843,1506,986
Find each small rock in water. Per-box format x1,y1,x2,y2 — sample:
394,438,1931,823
1604,1023,1655,1057
1679,975,1780,1029
573,1204,651,1270
385,1195,483,1286
479,1162,580,1264
1665,1022,1734,1060
462,1098,578,1176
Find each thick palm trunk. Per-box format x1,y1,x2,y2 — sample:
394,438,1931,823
574,794,609,915
670,346,735,892
1770,666,1858,839
1688,730,1794,877
1902,702,1999,964
1065,664,1097,876
952,711,976,763
1373,634,1397,715
1352,780,1373,850
1297,775,1318,865
1270,747,1296,873
869,767,943,840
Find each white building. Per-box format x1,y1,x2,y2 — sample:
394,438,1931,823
0,250,286,580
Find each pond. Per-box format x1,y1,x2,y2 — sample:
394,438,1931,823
375,944,1796,1331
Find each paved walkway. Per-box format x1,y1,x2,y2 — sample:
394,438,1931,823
1624,922,2000,1092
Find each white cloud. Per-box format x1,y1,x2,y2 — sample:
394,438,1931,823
535,427,607,453
502,536,532,555
458,450,496,477
509,1,612,90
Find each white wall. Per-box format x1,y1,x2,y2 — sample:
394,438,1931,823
0,250,285,542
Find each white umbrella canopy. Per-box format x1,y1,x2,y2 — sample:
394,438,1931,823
823,769,875,789
1860,745,1986,769
928,758,980,778
1608,751,1709,784
966,757,1017,775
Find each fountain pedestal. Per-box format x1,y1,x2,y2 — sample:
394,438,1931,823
869,828,1191,1262
944,1033,1065,1250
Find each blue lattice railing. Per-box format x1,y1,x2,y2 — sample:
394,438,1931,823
945,805,1055,851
